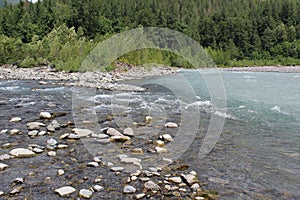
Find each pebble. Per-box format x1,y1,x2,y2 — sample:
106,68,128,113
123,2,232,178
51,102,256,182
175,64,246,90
27,122,46,130
28,130,38,137
131,148,143,154
162,134,173,142
10,187,21,194
155,147,168,153
10,117,22,122
47,138,58,147
58,169,65,176
93,185,104,192
93,157,101,162
106,128,123,136
55,186,76,197
191,183,200,191
131,176,138,181
121,157,142,164
110,135,130,142
72,128,93,137
195,197,205,200
168,177,182,184
123,185,136,194
0,163,9,171
0,154,12,161
181,174,196,185
118,154,128,160
91,133,109,139
110,167,125,172
60,133,70,139
0,191,3,196
145,116,152,124
47,124,56,132
164,122,178,128
123,127,134,137
87,162,99,167
38,131,47,136
47,151,56,157
58,144,68,149
40,111,51,119
14,177,24,184
32,148,44,153
0,129,8,134
155,140,165,147
10,129,21,135
68,133,80,139
136,193,146,199
10,148,35,158
79,189,93,199
144,181,160,191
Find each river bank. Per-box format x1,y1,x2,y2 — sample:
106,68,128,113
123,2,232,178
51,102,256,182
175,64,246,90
0,63,177,92
220,65,300,73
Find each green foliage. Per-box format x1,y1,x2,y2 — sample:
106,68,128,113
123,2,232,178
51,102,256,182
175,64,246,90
0,0,300,70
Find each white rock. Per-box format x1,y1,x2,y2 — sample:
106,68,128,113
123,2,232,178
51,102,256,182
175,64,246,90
136,193,146,199
195,197,205,200
50,120,61,129
168,177,182,184
87,162,99,167
131,176,138,181
0,191,3,196
58,144,68,149
106,128,123,136
123,127,134,137
10,148,35,158
47,138,58,146
121,157,142,164
0,154,12,161
144,181,160,191
10,117,22,122
164,122,178,128
55,186,76,197
67,133,80,139
179,188,187,192
38,131,47,136
32,148,44,153
72,128,93,137
93,185,104,192
93,157,101,162
110,167,125,172
190,171,197,176
27,122,46,130
14,177,24,184
131,148,143,154
145,116,152,124
60,133,70,139
191,183,200,191
162,134,173,142
118,154,128,160
0,163,9,171
58,169,65,176
28,130,38,136
40,111,51,119
0,129,8,134
109,135,130,142
123,185,136,194
10,129,21,135
181,174,196,185
47,151,56,157
47,124,56,132
79,189,93,199
155,140,165,147
155,147,168,153
91,133,109,139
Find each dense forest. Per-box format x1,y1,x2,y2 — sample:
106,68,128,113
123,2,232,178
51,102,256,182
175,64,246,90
0,0,300,71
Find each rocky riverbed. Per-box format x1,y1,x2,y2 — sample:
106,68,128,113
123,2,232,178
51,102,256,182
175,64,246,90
0,66,217,199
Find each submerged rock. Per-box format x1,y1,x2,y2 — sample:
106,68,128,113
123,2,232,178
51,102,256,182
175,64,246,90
106,128,123,136
72,128,93,137
109,135,130,142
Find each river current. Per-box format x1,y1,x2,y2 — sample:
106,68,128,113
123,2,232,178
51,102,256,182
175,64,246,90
0,69,299,199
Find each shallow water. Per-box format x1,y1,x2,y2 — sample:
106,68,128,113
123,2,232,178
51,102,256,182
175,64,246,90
0,70,300,199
